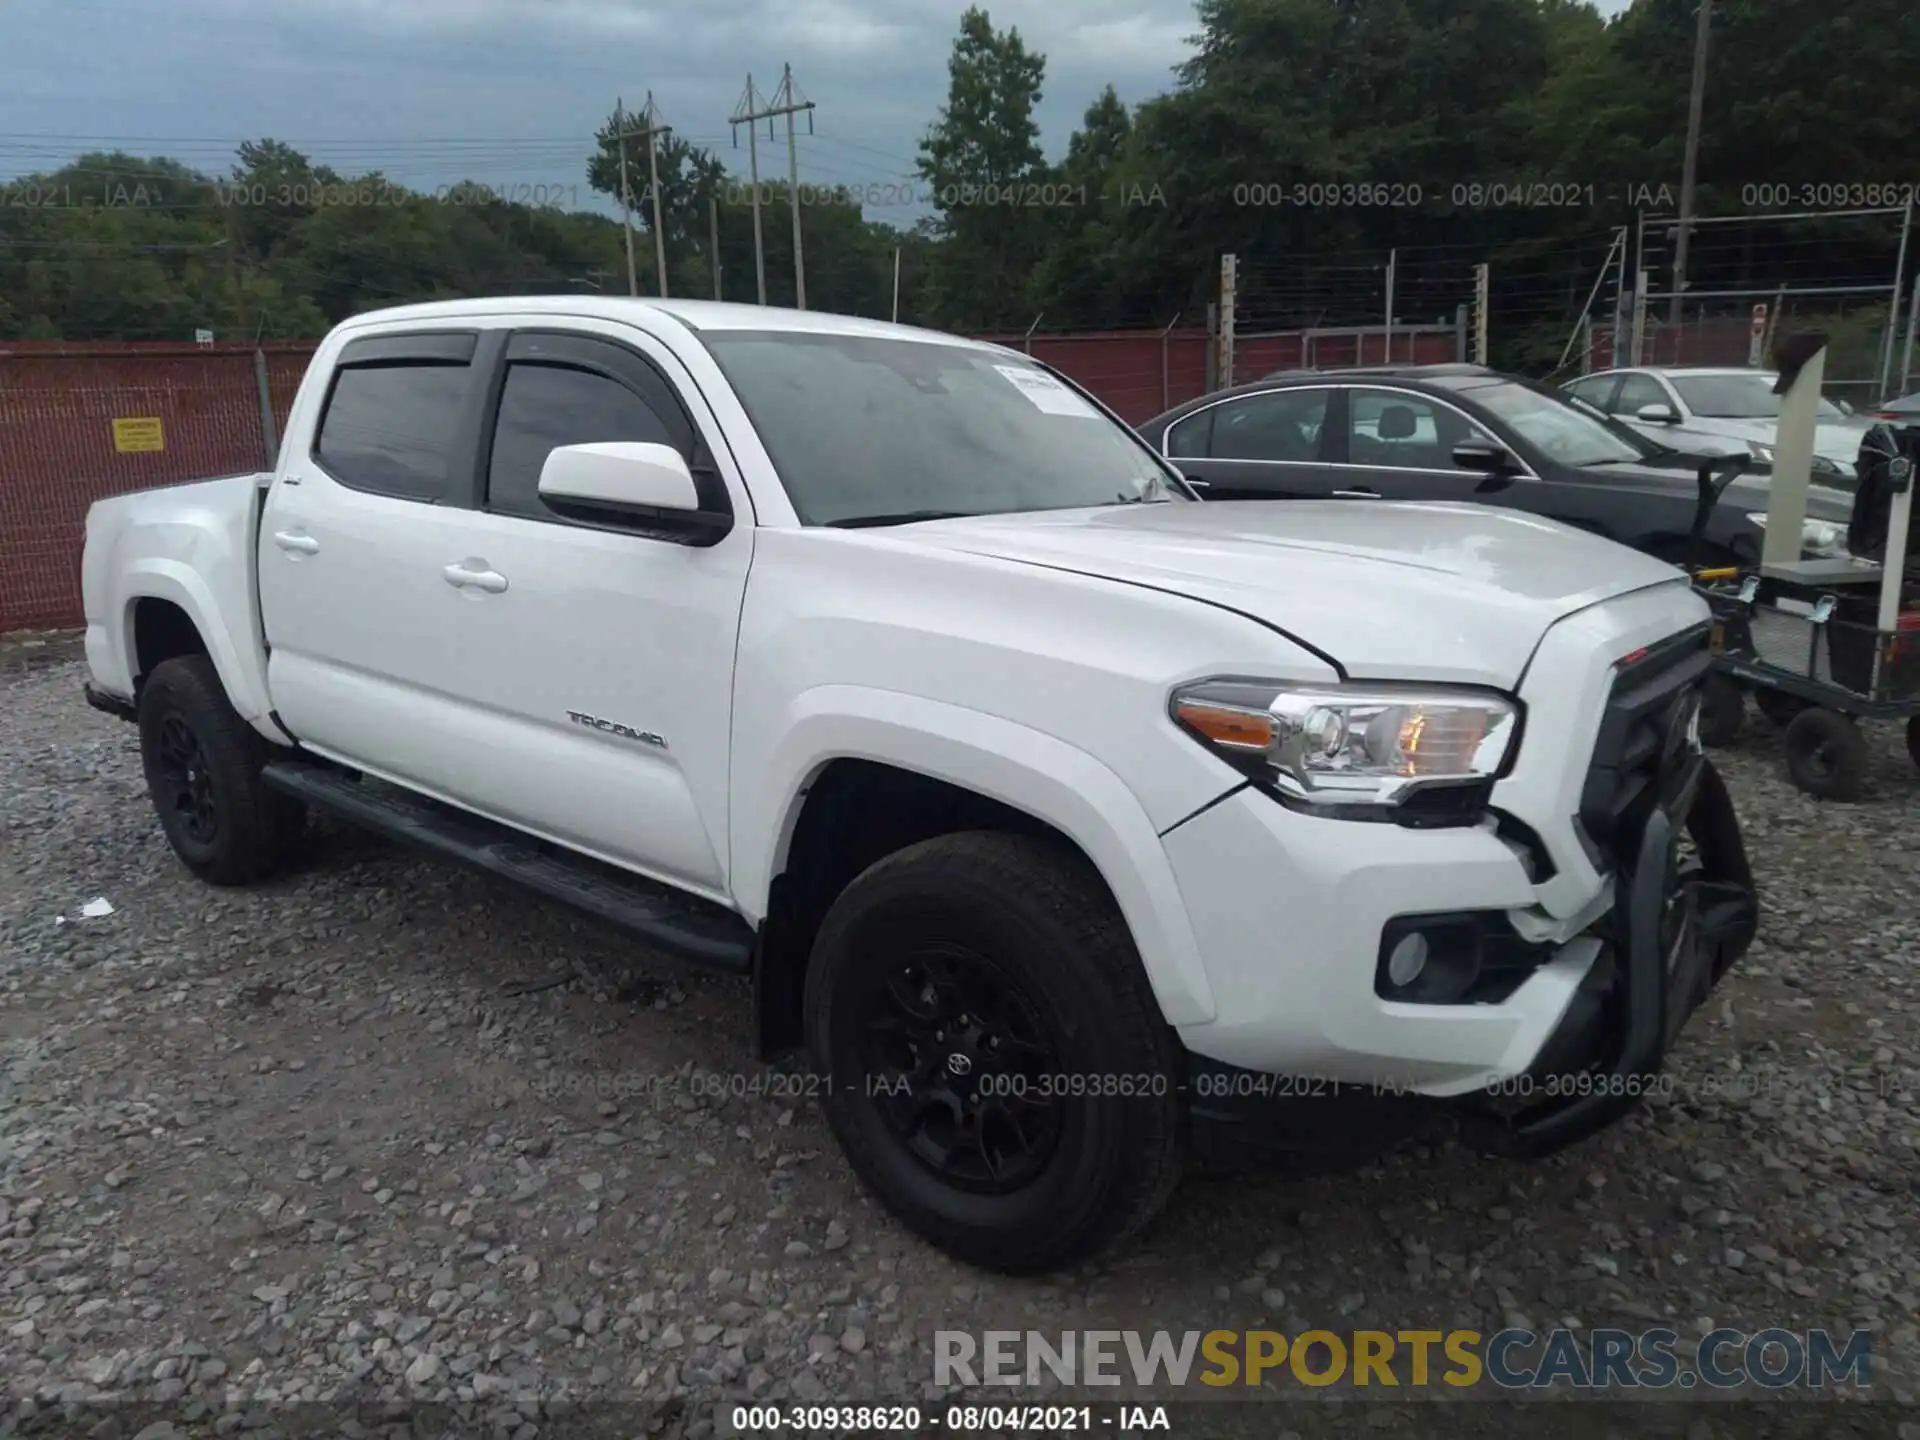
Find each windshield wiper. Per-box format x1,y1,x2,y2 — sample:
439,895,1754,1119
823,510,970,529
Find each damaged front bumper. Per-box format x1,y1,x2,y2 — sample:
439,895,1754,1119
1456,752,1758,1159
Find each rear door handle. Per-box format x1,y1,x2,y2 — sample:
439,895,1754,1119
443,562,508,594
272,531,319,554
1332,488,1380,499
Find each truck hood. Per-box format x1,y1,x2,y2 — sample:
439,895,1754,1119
893,500,1691,687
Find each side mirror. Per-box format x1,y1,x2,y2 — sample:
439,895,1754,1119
1453,438,1519,492
536,442,729,541
1452,438,1516,473
1636,403,1678,424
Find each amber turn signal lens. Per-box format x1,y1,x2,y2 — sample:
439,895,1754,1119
1173,701,1273,751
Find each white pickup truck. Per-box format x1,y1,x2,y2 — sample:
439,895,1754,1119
80,297,1758,1273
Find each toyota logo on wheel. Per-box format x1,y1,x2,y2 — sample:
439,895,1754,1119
946,1053,973,1076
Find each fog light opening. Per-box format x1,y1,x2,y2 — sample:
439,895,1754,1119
1386,932,1429,988
1376,916,1488,1004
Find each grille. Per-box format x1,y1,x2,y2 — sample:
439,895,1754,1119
1575,623,1712,869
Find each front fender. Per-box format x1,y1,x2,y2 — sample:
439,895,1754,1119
733,684,1220,1027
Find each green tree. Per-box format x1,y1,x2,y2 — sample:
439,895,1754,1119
914,7,1049,329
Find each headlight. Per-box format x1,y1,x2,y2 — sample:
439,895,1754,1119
1170,680,1519,811
1812,454,1842,476
1744,512,1848,557
1746,440,1775,464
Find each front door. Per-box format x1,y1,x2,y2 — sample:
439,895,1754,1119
1330,386,1508,504
424,325,752,894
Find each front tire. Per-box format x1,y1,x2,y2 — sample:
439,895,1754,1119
804,832,1183,1274
1782,707,1868,802
137,655,305,884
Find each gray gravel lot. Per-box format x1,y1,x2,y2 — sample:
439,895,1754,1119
2,632,1917,1437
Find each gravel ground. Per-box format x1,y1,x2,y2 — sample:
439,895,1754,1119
2,631,1917,1438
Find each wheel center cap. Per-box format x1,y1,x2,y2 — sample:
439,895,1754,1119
945,1052,973,1077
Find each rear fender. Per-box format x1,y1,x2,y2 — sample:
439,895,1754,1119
119,559,286,745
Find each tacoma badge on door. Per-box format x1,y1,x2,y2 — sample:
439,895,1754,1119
566,710,667,748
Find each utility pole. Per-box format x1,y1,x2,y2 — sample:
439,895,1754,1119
891,246,901,322
614,95,673,297
733,67,815,308
615,97,638,296
1670,0,1713,327
639,93,671,298
730,76,769,305
709,195,722,300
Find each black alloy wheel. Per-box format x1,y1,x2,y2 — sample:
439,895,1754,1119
856,941,1065,1193
152,712,220,846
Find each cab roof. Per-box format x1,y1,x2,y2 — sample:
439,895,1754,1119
332,295,1010,350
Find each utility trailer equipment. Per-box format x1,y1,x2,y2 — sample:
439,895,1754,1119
1687,333,1920,800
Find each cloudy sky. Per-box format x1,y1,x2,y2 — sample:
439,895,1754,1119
2,0,1629,213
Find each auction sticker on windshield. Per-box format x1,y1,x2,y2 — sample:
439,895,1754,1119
994,364,1099,418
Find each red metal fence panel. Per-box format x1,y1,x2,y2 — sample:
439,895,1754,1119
1,323,1457,632
0,342,322,633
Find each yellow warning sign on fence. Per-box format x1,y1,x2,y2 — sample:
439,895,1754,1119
112,417,164,453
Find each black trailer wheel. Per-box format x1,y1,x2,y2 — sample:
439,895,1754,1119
1753,688,1809,728
137,655,305,884
1782,708,1869,802
805,832,1182,1274
1698,672,1744,748
1907,715,1920,771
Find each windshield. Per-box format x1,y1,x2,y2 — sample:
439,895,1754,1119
698,331,1183,525
1457,381,1652,467
1671,373,1847,420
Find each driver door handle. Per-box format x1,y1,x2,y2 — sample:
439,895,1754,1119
272,531,319,554
1332,487,1380,499
443,562,508,594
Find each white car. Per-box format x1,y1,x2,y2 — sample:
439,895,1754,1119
78,297,1757,1273
1566,365,1871,483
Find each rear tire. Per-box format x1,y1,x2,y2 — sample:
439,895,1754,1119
1782,707,1868,802
1698,672,1744,749
804,832,1183,1274
1907,716,1920,772
137,655,305,884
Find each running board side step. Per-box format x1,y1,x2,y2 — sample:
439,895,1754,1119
260,761,753,972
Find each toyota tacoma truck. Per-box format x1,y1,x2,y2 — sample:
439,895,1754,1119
79,297,1758,1274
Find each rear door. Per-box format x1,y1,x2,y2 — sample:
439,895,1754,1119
1160,386,1342,500
258,328,502,790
